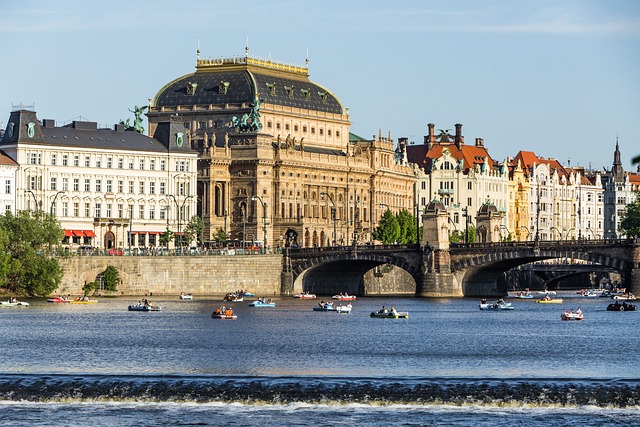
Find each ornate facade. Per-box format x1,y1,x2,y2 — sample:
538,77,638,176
147,49,416,248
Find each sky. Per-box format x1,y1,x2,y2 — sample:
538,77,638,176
1,0,639,171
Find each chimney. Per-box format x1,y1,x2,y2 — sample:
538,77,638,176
454,123,463,148
475,137,484,147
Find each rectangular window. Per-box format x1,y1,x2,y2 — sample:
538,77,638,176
73,178,79,192
149,181,155,195
106,179,112,193
128,205,134,219
73,155,79,167
85,203,90,218
160,206,166,220
5,180,10,194
118,204,123,219
107,157,112,168
150,159,155,170
62,178,68,191
138,204,144,220
106,204,112,218
118,158,123,169
467,197,472,206
62,154,68,166
62,202,68,217
73,202,79,217
139,159,144,170
139,182,145,194
50,177,57,191
160,160,166,171
149,205,155,220
51,154,57,166
95,203,101,218
159,182,166,195
84,156,90,167
129,159,134,169
96,179,102,192
84,179,90,192
129,181,134,193
118,180,123,193
96,156,101,168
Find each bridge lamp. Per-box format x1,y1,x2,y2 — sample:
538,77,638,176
321,192,337,246
252,195,267,254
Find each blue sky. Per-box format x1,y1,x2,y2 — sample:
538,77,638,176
1,0,639,171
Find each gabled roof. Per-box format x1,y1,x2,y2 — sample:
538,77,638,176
512,150,568,179
406,141,496,172
0,150,17,166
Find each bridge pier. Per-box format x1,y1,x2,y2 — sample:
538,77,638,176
625,242,640,294
416,249,463,297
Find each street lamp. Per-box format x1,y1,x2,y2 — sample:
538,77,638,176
321,192,337,246
25,190,38,211
251,195,267,254
167,194,193,248
50,191,65,216
520,225,531,241
500,224,510,241
550,226,561,241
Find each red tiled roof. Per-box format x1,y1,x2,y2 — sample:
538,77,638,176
0,150,17,166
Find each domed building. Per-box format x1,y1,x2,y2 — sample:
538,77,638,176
147,48,417,248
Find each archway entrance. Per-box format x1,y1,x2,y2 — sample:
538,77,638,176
104,231,115,249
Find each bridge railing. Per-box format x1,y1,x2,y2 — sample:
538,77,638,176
287,243,418,254
449,238,638,251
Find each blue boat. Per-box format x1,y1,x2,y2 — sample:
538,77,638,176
247,299,276,308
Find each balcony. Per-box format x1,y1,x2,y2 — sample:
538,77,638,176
437,188,454,195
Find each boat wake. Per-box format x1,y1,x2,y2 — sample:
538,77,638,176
0,374,638,408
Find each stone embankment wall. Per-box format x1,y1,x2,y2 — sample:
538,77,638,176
58,255,283,296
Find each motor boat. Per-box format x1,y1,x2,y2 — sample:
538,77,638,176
128,302,161,311
607,302,637,311
332,293,356,301
247,299,276,308
612,293,636,301
294,292,317,299
370,309,408,319
47,296,70,303
479,299,514,310
0,299,29,307
211,307,237,320
561,310,583,320
179,293,193,300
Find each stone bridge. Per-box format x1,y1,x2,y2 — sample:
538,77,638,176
281,239,640,298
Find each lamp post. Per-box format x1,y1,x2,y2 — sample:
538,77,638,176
251,195,267,254
550,226,561,241
462,206,470,244
25,190,38,211
321,192,337,246
168,194,193,248
520,225,531,241
50,191,65,216
241,204,246,249
500,224,510,242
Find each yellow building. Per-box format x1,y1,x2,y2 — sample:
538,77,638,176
147,49,416,248
508,158,531,241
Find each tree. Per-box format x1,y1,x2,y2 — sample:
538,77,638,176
214,228,229,246
620,196,640,238
159,227,174,248
102,265,121,292
183,215,204,247
0,210,64,296
374,209,400,244
396,209,418,244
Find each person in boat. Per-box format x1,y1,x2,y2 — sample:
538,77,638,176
390,306,397,315
576,307,582,314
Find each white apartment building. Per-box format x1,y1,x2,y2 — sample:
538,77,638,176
0,109,198,249
0,150,18,215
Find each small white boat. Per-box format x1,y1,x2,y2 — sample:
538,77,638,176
513,291,533,299
128,302,161,312
248,299,276,308
537,290,557,296
179,293,193,300
313,302,335,311
561,310,583,321
0,300,29,307
294,292,317,299
479,300,514,310
370,309,408,319
332,293,356,301
612,294,636,301
335,303,352,314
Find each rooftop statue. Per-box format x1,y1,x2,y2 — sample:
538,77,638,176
129,105,148,134
229,96,263,133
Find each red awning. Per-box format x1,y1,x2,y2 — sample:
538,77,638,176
64,230,73,237
84,230,96,238
128,231,138,235
72,230,85,237
148,231,160,235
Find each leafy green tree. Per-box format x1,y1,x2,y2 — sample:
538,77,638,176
183,215,204,247
159,227,174,248
102,265,121,292
0,210,64,296
214,228,229,246
83,280,98,296
396,209,418,244
374,209,400,244
449,230,464,243
620,196,640,238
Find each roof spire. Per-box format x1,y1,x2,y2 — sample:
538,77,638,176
306,48,309,68
197,39,200,60
245,37,249,58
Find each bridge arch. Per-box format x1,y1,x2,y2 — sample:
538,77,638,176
291,252,420,296
451,247,629,297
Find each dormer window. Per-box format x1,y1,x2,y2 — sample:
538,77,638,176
186,82,198,95
301,88,310,100
318,91,327,103
284,85,294,99
218,81,230,94
266,82,276,95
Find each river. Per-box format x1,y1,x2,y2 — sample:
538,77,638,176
0,292,638,426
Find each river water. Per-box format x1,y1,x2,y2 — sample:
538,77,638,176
0,293,638,426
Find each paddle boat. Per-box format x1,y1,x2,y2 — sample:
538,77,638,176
239,290,255,298
248,298,276,308
513,291,533,299
223,293,243,302
536,296,563,304
0,298,29,307
332,293,356,301
479,299,514,310
561,309,583,321
370,307,408,318
128,300,161,311
294,292,317,299
335,303,352,314
607,301,637,311
313,301,335,311
179,293,193,300
211,306,237,320
537,290,557,296
69,297,98,304
47,296,70,303
612,293,636,301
